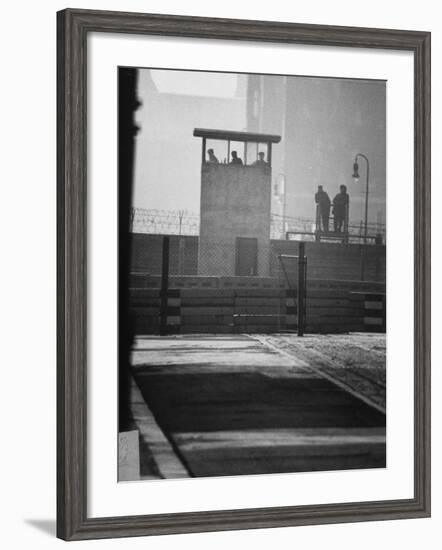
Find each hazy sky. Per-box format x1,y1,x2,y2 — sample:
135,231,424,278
150,70,238,98
132,68,386,226
133,69,246,213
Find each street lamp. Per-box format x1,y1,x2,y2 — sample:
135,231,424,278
352,153,370,244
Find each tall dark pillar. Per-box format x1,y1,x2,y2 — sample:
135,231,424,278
118,68,140,432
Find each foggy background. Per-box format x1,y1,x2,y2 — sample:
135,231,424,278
133,68,386,228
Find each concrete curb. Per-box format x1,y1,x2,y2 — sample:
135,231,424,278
129,375,190,480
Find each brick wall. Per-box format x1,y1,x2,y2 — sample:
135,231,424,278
130,233,386,283
270,240,385,282
130,233,198,276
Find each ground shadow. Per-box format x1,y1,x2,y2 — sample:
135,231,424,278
25,519,56,536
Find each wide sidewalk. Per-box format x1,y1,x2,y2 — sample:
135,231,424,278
128,333,386,480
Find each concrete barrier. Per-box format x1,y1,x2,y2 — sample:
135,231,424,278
129,278,386,335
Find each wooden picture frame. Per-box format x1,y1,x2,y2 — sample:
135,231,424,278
57,8,431,541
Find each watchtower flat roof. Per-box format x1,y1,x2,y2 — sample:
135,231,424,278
193,128,281,144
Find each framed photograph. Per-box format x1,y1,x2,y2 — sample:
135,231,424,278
57,8,431,541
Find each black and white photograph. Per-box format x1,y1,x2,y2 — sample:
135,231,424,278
118,66,387,481
1,0,435,546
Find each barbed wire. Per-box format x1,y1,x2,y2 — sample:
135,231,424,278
130,207,386,239
130,208,200,235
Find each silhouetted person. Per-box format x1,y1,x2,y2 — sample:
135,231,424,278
207,148,219,163
252,151,268,167
315,185,331,232
332,185,349,233
230,150,243,165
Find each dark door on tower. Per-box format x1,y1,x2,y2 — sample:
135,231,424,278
235,237,258,276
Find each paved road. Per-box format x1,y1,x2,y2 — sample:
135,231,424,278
131,335,385,478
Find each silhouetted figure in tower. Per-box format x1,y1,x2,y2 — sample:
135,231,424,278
315,185,331,232
332,185,349,233
252,151,268,167
230,151,243,165
207,148,219,164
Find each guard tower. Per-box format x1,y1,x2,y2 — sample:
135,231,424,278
193,128,281,277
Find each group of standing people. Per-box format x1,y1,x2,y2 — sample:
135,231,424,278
207,148,268,167
315,185,349,233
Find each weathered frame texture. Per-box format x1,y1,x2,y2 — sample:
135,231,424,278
57,8,431,541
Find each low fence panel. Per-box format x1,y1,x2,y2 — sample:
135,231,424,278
129,278,385,335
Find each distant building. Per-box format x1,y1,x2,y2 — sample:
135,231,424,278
246,75,386,227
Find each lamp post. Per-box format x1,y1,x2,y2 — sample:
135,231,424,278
276,173,287,238
352,153,370,244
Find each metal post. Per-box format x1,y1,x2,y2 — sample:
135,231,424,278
160,236,170,336
298,242,306,337
344,203,349,244
178,236,185,275
202,137,206,165
276,173,287,239
360,245,366,282
364,159,370,244
354,153,370,245
315,204,320,242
